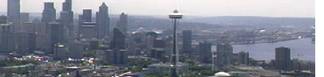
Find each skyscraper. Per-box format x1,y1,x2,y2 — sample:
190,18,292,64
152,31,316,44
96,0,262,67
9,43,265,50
0,24,15,53
182,30,192,54
7,0,20,23
49,22,65,53
59,0,74,36
111,28,126,49
96,3,110,39
216,43,233,70
79,9,96,39
41,2,57,52
275,47,291,71
238,52,249,65
117,12,128,35
199,42,212,63
42,2,56,23
81,9,92,22
15,32,36,55
107,27,128,66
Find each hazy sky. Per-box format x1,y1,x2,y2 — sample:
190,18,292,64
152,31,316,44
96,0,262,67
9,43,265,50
0,0,314,17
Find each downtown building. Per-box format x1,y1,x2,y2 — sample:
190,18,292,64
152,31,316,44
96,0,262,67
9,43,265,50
36,2,58,52
275,47,292,71
105,13,128,66
0,16,7,24
1,0,19,54
0,21,15,53
49,22,67,60
42,2,56,23
216,43,233,70
59,0,74,40
182,30,192,55
78,9,97,40
105,28,127,65
198,41,213,63
96,3,110,39
7,0,20,25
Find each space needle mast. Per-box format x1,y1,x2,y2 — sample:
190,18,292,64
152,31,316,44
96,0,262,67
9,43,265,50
169,10,183,77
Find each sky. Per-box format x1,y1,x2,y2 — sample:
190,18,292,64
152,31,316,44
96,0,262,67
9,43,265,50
0,0,315,17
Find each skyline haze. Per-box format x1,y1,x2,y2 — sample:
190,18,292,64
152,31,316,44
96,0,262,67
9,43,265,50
0,0,314,17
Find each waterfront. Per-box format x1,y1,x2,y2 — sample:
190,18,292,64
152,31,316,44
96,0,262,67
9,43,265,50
233,38,315,61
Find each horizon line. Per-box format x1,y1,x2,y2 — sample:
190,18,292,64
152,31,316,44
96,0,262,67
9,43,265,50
0,11,315,18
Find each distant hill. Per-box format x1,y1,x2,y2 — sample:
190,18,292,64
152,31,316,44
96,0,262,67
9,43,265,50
124,15,221,31
183,16,315,27
0,12,315,29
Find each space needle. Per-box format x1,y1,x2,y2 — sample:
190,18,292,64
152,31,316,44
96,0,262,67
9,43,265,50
169,10,183,77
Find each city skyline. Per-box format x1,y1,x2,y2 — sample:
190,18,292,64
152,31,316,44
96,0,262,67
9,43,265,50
0,0,314,17
0,0,316,76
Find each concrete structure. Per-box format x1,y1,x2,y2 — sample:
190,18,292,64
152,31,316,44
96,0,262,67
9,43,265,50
49,22,66,55
182,30,192,54
7,0,20,24
59,0,74,38
275,47,291,71
116,13,128,35
96,3,110,39
79,22,97,39
168,10,183,77
15,32,36,55
216,43,233,70
111,28,126,49
0,16,7,24
42,2,56,23
81,9,92,22
0,24,15,53
238,52,250,65
199,41,212,63
105,49,128,66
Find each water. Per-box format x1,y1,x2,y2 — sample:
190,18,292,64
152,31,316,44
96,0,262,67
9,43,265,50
233,38,315,62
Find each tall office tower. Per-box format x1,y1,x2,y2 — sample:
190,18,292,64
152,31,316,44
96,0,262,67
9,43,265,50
15,22,36,54
116,12,128,34
182,30,192,54
111,28,126,49
79,9,96,39
7,0,20,24
0,24,15,53
107,28,127,65
216,43,233,70
15,33,36,55
96,3,110,39
59,0,74,35
0,16,7,24
238,52,250,65
49,22,66,53
42,2,56,23
198,42,212,63
275,47,292,71
81,9,92,22
42,2,56,50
